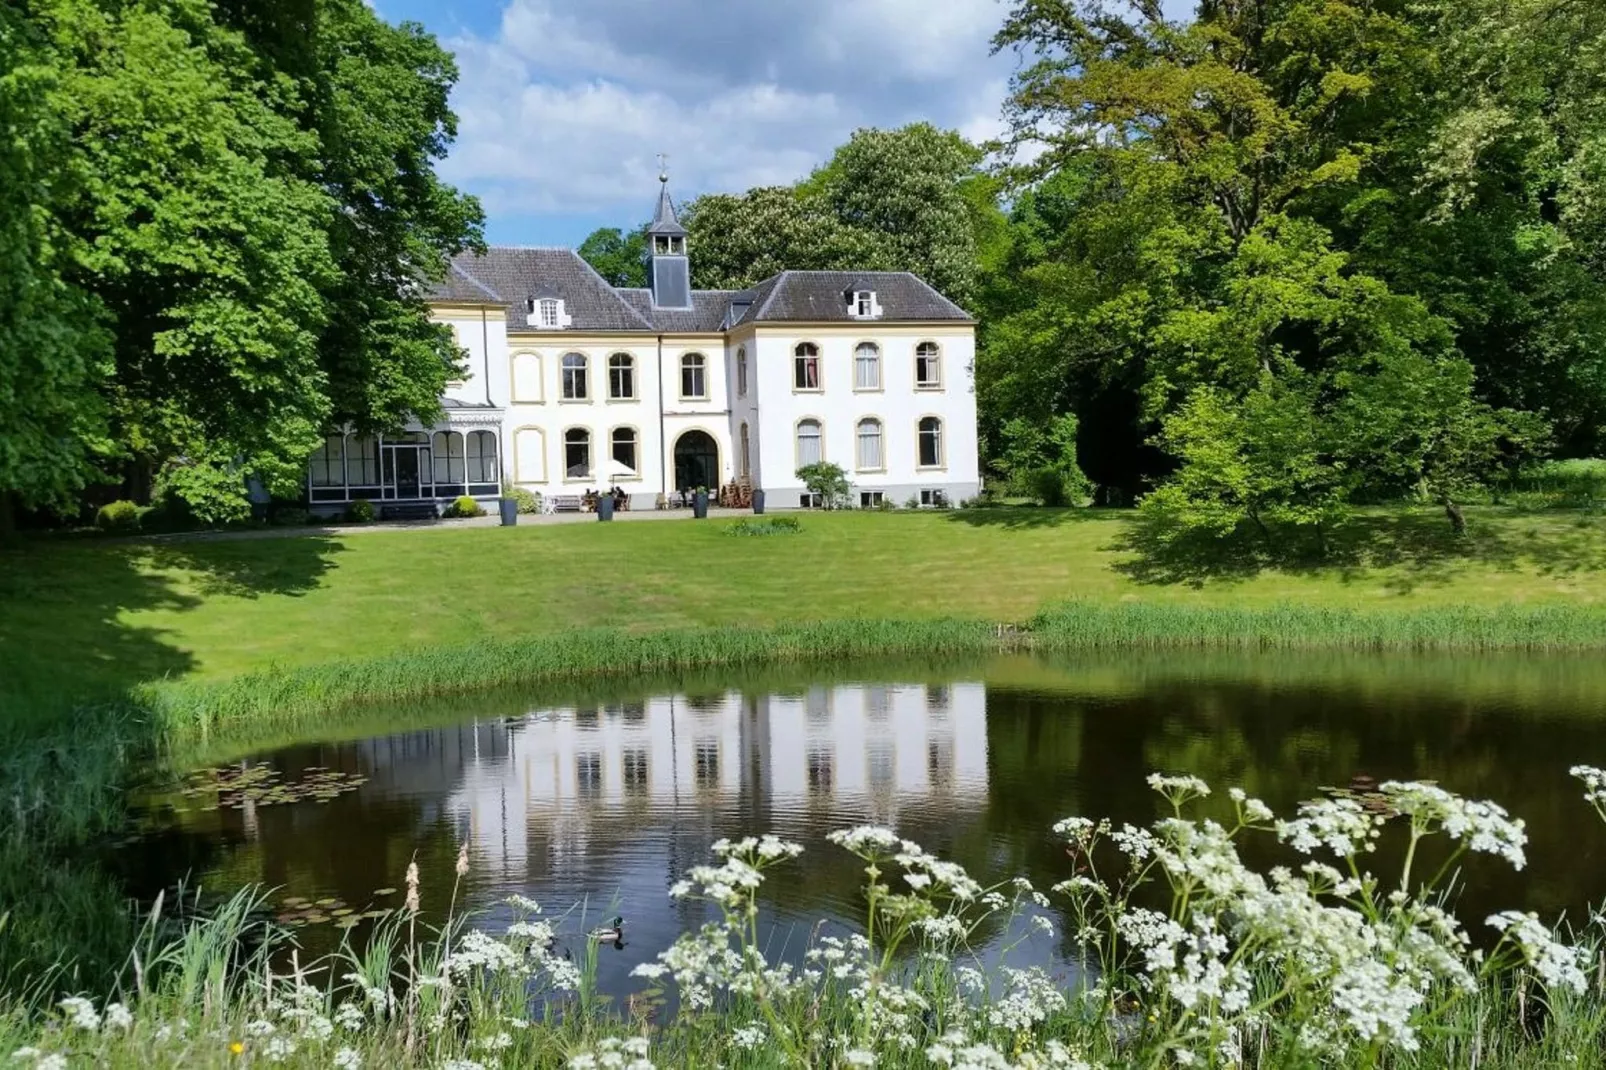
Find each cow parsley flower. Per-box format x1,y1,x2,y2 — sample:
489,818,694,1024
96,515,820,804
1488,911,1591,993
828,825,902,857
1331,959,1424,1051
1381,782,1527,869
103,1002,133,1031
57,997,100,1031
1278,797,1380,856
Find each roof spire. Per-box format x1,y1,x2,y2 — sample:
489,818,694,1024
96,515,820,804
646,155,687,238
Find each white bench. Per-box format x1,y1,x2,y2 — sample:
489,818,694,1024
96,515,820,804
547,495,582,513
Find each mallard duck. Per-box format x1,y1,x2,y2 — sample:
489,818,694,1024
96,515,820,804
590,915,625,941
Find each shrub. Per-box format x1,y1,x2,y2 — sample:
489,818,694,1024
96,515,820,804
139,491,199,533
443,495,484,519
94,500,141,534
725,516,802,537
1027,466,1083,507
795,462,850,510
269,506,311,527
345,499,376,523
504,486,541,514
904,494,920,510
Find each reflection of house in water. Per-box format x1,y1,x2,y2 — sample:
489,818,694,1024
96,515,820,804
441,683,988,877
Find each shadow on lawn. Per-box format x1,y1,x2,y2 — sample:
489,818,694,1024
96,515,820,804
945,506,1117,530
0,532,346,993
1111,509,1606,592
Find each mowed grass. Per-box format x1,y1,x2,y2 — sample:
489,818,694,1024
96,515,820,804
4,506,1606,722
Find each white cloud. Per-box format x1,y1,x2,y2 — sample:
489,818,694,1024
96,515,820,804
440,0,1021,226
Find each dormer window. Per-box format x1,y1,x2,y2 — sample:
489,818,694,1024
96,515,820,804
525,291,570,329
847,288,882,320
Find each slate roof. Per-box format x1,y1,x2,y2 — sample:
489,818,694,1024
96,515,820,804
618,288,737,333
426,251,973,333
427,248,653,333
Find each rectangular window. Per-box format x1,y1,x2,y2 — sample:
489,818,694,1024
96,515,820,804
612,430,638,473
345,437,379,486
609,360,635,399
807,749,834,793
466,432,497,485
919,489,949,508
681,361,706,399
539,299,559,328
859,491,884,508
855,344,881,390
856,421,883,470
916,344,942,388
309,436,344,487
799,492,823,509
622,750,648,793
796,421,823,467
576,753,601,797
695,742,720,788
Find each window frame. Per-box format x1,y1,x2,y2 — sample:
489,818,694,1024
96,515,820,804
855,416,885,472
736,346,748,398
606,352,635,401
563,426,593,481
466,429,499,488
609,425,641,479
509,350,544,404
538,298,560,329
680,351,708,401
915,341,943,390
512,426,547,483
431,430,466,488
792,341,822,392
794,416,824,471
853,341,882,392
344,434,379,488
560,352,589,401
309,435,345,488
917,415,946,470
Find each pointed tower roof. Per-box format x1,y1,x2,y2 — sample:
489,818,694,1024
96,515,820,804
645,170,687,237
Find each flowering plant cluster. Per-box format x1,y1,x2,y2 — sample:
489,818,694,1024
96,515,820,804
6,774,1606,1068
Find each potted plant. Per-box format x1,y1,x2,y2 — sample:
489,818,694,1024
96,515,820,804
597,488,616,521
692,485,709,519
752,487,766,515
499,483,519,527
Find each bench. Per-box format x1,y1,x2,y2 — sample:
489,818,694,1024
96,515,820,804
546,495,582,513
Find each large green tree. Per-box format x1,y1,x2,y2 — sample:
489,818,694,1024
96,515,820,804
0,6,111,530
984,0,1536,529
576,226,647,288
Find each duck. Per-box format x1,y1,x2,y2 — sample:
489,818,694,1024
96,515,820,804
590,915,625,941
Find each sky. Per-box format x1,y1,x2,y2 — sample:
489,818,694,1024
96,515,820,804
373,0,1194,248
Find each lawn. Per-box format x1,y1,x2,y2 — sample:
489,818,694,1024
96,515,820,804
4,505,1606,723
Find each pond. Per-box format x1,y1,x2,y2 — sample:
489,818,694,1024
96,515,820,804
118,651,1606,998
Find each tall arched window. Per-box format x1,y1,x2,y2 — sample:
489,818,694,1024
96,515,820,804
918,417,944,468
854,343,881,390
915,342,942,388
564,427,592,478
736,347,748,398
739,422,751,479
856,418,884,470
796,418,823,467
681,352,707,399
607,353,635,399
466,430,498,486
794,343,820,390
611,427,638,474
431,431,465,485
561,353,588,400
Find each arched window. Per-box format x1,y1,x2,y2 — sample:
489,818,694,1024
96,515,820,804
918,416,944,468
608,353,635,399
611,426,638,474
796,418,823,467
856,418,884,470
681,352,707,399
736,347,748,398
561,353,588,400
431,431,465,485
916,342,942,388
854,342,881,390
466,430,498,486
794,343,820,390
739,422,751,479
564,428,591,478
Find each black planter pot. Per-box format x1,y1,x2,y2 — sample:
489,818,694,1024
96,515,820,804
751,489,766,515
692,491,709,519
597,496,615,521
498,498,518,526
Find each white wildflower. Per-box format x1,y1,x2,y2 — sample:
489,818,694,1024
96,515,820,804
334,1048,361,1070
828,825,902,856
245,1019,277,1037
334,1002,365,1031
730,1023,767,1050
845,1050,876,1067
264,1034,297,1062
1488,911,1591,993
1229,786,1275,824
57,996,100,1031
1147,772,1211,801
33,1058,66,1070
1331,959,1424,1051
103,1001,133,1030
1381,782,1527,870
1278,797,1379,857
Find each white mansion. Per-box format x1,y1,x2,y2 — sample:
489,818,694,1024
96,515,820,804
305,177,979,513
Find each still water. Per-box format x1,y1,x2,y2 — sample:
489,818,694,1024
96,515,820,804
122,651,1606,993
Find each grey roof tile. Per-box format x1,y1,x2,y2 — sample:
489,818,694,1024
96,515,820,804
428,247,654,333
617,288,735,333
748,271,972,323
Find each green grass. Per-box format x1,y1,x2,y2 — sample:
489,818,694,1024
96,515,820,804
6,506,1606,726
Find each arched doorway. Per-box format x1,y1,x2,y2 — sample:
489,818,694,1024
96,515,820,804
673,430,720,492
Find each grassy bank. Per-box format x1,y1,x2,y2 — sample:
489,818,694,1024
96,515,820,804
7,506,1606,726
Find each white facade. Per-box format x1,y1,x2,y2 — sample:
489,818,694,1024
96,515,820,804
304,196,979,514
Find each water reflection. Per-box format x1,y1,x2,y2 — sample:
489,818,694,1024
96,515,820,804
124,652,1606,999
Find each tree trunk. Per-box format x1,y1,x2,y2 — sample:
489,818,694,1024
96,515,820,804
1443,497,1466,536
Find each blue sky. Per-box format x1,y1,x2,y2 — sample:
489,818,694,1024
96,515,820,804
372,0,1194,248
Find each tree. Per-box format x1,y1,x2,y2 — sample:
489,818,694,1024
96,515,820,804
683,186,890,291
0,6,111,530
578,227,647,288
795,461,850,510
